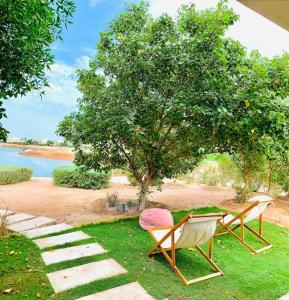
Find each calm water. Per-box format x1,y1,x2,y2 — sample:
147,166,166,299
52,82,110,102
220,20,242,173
0,147,72,177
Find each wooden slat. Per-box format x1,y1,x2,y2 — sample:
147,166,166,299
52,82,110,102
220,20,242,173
186,272,222,285
255,245,273,254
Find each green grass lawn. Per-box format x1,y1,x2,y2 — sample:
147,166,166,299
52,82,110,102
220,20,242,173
1,207,289,299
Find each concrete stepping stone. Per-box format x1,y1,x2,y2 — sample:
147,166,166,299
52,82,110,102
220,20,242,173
0,210,15,217
279,293,289,300
8,216,55,232
47,258,127,293
7,213,35,225
76,282,154,300
34,231,91,249
23,223,72,239
42,242,107,265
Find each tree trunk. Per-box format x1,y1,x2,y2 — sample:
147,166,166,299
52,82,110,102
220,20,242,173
138,175,153,211
267,161,273,194
242,161,250,203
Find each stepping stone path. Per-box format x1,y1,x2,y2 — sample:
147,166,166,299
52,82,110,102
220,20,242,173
23,223,72,239
8,216,55,232
47,259,127,293
42,242,107,265
34,231,91,249
279,293,289,300
0,209,15,216
76,282,154,300
7,213,34,224
6,210,155,299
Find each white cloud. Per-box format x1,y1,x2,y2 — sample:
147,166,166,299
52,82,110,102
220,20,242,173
76,55,91,69
50,63,76,78
82,46,96,57
150,0,192,18
149,0,289,57
4,57,86,139
14,58,84,107
45,82,62,92
12,54,93,109
89,0,104,8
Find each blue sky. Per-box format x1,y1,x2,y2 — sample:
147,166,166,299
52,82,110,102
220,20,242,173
3,0,289,140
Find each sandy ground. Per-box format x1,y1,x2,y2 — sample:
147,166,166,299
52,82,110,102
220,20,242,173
0,177,288,228
0,178,235,226
2,143,74,161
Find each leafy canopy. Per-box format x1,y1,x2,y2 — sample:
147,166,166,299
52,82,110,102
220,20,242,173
0,0,75,141
58,1,289,207
226,52,289,196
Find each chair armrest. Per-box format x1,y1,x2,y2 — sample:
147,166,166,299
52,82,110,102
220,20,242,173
147,225,175,232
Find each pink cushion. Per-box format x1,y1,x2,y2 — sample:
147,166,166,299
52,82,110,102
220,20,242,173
139,208,174,230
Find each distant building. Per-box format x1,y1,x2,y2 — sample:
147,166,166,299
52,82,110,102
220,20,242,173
54,140,64,146
7,136,25,143
41,138,48,145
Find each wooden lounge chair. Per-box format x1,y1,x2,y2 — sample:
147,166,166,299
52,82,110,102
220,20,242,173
215,195,274,254
147,213,226,286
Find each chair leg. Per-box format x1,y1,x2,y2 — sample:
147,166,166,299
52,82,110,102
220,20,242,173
209,238,213,259
240,215,245,242
149,243,223,286
243,224,272,253
217,220,272,254
231,224,241,232
147,244,159,257
259,214,263,236
195,245,223,275
218,222,258,253
173,245,223,286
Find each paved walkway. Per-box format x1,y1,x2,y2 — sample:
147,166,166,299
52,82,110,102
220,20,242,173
4,209,155,299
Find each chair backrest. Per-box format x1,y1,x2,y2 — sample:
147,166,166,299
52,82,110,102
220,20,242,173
244,195,273,223
244,202,271,223
174,216,220,249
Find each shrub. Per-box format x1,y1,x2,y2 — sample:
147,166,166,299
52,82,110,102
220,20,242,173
53,166,110,189
126,199,137,208
0,166,32,185
179,154,242,188
106,192,119,207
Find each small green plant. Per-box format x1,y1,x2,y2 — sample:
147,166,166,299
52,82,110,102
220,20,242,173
53,166,110,189
234,187,247,203
126,199,136,208
106,192,119,208
0,166,32,185
0,209,8,236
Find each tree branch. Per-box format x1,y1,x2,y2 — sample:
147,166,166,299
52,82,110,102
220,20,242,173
158,124,174,150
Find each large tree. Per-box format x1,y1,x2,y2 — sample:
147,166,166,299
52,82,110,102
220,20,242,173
58,1,288,209
0,0,75,141
227,52,289,198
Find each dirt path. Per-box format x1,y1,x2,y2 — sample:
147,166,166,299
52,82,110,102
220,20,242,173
0,178,235,226
1,178,288,228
